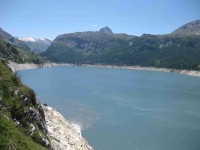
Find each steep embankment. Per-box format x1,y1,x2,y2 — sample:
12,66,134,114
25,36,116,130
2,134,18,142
0,60,50,149
0,60,92,150
42,20,200,70
42,105,93,150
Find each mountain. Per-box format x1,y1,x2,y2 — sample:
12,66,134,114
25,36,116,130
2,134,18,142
41,26,135,62
172,20,200,35
0,29,47,64
0,38,46,64
42,22,200,70
99,26,113,33
17,37,51,54
0,27,30,51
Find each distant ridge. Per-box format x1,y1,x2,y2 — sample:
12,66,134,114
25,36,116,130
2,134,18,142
17,37,52,54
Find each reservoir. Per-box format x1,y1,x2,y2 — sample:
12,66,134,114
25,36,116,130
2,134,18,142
18,66,200,150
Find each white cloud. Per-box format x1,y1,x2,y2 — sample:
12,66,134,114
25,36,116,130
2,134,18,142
92,24,99,27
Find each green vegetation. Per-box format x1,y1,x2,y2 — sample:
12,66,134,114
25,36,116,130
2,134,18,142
0,38,47,64
0,27,30,51
0,60,48,149
0,27,48,64
22,39,51,54
42,30,200,70
0,28,50,149
172,20,200,36
0,117,47,150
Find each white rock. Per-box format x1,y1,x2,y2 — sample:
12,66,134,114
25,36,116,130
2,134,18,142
42,105,93,150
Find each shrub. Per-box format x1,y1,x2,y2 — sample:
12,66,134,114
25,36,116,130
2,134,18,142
28,89,37,106
2,84,10,99
12,73,21,86
32,131,42,143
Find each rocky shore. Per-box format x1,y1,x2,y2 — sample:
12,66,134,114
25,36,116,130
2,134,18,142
42,105,93,150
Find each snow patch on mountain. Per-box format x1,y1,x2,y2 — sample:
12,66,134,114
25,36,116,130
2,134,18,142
18,36,51,44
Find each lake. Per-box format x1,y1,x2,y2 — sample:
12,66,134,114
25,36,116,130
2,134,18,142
18,66,200,150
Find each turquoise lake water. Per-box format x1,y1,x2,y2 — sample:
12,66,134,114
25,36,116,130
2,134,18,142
18,66,200,150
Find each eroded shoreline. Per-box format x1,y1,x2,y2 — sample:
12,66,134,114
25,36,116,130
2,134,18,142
42,105,93,150
8,61,200,77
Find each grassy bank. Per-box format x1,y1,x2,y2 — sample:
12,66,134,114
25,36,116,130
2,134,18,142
0,60,48,150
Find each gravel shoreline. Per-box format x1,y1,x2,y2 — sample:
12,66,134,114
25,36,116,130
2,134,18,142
8,61,200,77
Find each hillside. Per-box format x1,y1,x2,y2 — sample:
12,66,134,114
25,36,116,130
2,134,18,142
0,38,46,64
0,60,93,150
42,22,200,70
18,37,51,54
0,28,30,51
0,28,48,64
172,20,200,35
0,60,49,149
41,27,135,62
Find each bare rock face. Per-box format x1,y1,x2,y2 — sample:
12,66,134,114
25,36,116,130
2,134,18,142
99,26,113,34
42,105,93,150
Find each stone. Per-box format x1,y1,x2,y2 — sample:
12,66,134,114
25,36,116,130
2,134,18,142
42,105,93,150
99,26,113,34
13,89,19,96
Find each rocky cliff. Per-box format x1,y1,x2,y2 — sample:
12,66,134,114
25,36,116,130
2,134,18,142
42,105,93,150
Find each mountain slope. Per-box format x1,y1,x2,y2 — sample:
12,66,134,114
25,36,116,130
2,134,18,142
0,28,47,64
18,37,51,54
172,20,200,35
41,27,135,63
0,28,30,51
42,23,200,70
0,38,46,64
0,60,49,149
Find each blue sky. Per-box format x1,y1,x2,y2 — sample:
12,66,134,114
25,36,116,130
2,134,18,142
1,0,200,39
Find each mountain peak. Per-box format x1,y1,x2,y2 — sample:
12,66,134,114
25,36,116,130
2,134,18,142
172,20,200,35
99,26,113,33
